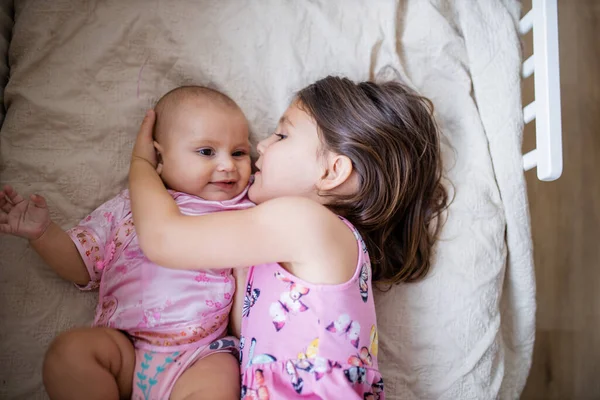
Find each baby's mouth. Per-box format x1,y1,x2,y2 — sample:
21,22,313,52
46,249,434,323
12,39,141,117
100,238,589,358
211,180,236,189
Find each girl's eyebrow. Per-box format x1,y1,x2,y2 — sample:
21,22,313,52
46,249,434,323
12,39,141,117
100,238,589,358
278,115,294,128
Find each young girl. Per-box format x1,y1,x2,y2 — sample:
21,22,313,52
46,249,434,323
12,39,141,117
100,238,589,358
129,76,448,399
0,86,253,400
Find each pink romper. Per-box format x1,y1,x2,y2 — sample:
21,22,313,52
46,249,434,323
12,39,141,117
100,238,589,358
67,187,253,400
239,218,385,399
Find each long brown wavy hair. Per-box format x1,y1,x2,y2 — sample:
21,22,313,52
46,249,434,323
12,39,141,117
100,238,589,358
296,76,448,285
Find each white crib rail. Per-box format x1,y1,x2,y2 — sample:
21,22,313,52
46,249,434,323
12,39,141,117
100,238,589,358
520,0,563,181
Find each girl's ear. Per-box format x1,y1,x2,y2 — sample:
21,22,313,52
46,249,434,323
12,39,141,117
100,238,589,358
317,153,354,192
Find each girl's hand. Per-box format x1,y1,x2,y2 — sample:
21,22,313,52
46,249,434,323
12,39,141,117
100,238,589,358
0,185,51,240
131,109,158,168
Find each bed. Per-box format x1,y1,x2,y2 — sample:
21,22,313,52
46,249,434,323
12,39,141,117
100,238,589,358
0,0,562,399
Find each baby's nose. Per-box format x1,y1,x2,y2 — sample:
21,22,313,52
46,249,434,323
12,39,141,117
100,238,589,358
217,156,236,172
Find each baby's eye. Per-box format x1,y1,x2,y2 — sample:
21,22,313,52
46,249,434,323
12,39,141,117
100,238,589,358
197,148,215,156
274,133,287,140
232,150,248,157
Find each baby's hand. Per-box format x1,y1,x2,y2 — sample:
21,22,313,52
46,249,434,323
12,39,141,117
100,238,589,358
0,185,51,240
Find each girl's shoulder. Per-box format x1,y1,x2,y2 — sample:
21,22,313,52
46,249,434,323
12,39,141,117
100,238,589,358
257,197,360,286
256,196,340,226
257,196,353,249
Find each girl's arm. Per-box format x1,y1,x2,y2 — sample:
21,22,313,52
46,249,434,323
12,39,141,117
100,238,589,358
130,154,325,269
129,111,356,284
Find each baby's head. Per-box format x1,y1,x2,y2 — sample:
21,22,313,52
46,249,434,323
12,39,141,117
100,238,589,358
153,86,251,201
250,76,448,284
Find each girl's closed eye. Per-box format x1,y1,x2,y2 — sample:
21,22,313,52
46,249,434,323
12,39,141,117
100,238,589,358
197,148,215,156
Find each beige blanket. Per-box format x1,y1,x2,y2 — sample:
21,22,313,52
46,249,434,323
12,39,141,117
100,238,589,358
0,1,533,399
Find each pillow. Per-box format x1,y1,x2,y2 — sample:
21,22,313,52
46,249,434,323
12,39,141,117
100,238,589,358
1,1,530,399
0,0,13,126
0,1,400,396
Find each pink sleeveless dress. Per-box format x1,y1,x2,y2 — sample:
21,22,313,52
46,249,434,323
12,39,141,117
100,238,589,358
239,218,385,399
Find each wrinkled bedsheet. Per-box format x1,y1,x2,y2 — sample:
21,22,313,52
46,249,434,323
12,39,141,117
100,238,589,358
0,1,533,399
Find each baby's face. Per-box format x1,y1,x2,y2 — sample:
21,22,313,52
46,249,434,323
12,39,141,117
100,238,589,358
155,100,251,201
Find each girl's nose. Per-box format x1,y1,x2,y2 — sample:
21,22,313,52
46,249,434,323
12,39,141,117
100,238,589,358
257,138,267,156
257,134,276,156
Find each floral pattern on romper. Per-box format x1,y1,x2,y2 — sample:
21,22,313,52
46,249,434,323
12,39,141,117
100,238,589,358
66,187,254,399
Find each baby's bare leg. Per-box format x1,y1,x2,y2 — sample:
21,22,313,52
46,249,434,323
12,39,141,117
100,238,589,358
43,327,135,400
170,352,240,400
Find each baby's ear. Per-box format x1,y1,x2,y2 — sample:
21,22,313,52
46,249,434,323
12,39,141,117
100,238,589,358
153,141,164,175
153,141,163,154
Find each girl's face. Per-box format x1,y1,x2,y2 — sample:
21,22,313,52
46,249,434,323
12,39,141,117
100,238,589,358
248,103,325,204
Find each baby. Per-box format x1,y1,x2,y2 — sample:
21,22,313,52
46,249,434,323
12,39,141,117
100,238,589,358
0,86,252,400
